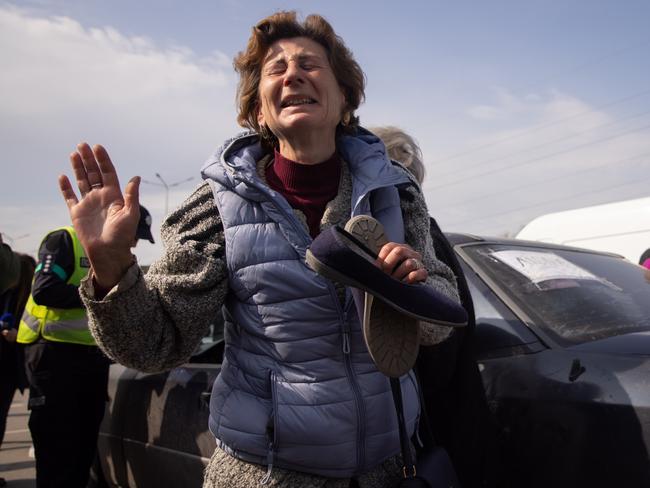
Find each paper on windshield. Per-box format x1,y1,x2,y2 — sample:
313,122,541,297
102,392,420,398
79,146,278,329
491,250,599,284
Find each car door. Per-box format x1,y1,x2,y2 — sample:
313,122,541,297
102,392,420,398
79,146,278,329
98,321,224,488
453,240,650,487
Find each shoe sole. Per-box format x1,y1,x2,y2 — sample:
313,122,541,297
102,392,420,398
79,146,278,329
344,215,389,256
346,216,420,378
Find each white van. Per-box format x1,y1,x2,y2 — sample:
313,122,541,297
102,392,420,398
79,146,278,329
516,197,650,264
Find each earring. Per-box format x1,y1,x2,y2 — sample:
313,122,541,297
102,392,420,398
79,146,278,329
259,124,272,141
341,112,351,127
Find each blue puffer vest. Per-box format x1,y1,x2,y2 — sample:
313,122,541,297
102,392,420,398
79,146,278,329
201,130,420,478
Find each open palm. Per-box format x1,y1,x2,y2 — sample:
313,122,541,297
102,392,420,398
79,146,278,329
59,143,140,288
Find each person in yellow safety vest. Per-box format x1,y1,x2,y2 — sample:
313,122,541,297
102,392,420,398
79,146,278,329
18,205,154,488
18,227,95,346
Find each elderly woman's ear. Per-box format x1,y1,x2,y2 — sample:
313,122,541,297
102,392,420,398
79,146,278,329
340,101,351,126
256,103,264,129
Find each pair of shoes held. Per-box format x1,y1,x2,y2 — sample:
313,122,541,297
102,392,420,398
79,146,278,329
306,216,467,377
306,217,468,326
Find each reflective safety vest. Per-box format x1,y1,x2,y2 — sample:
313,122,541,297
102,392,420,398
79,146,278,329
17,226,95,346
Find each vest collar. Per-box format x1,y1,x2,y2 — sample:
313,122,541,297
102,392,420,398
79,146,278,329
201,128,412,205
337,128,414,215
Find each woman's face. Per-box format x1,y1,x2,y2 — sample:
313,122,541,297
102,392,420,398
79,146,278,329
257,37,346,146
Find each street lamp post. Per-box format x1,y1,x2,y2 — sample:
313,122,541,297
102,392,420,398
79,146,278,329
142,174,194,216
155,173,170,216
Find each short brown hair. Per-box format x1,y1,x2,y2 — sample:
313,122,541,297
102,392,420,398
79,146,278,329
234,11,365,136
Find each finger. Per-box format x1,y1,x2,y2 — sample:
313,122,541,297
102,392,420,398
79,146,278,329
92,144,120,189
77,142,103,187
58,175,79,209
70,150,91,195
377,243,416,275
391,255,423,281
376,242,399,271
377,242,414,261
123,176,140,212
377,242,402,274
405,268,428,284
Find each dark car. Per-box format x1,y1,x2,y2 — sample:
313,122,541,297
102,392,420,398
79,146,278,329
93,326,224,488
93,235,650,487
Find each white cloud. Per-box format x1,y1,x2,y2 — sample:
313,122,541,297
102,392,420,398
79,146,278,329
0,5,240,262
0,7,232,113
423,89,650,236
466,87,534,120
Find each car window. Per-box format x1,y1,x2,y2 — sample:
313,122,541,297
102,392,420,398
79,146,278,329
462,243,650,347
467,277,504,322
461,262,543,356
190,309,225,363
200,320,224,346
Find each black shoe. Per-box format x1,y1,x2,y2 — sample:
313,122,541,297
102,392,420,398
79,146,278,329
306,216,467,377
306,217,468,325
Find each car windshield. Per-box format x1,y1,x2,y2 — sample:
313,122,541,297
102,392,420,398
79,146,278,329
462,243,650,347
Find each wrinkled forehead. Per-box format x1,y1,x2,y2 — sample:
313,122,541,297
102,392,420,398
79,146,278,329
262,37,329,65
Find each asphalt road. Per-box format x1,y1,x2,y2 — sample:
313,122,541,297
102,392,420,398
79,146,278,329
0,390,36,487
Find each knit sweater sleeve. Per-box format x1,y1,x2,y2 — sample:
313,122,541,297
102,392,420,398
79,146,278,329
79,182,229,372
400,183,461,345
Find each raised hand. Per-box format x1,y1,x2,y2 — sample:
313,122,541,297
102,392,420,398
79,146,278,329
59,143,140,290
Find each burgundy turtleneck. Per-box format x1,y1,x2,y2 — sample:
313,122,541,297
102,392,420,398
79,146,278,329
266,149,341,238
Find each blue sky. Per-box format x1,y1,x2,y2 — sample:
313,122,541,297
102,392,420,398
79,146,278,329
1,0,649,263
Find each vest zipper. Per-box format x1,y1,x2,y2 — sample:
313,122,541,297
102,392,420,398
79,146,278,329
239,176,368,472
342,321,351,355
337,295,366,473
261,371,279,484
234,176,312,248
260,441,275,485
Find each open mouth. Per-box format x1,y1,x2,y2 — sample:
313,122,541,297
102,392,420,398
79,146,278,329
280,97,317,108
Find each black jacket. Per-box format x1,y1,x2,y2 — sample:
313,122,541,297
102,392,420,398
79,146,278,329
415,217,501,488
31,229,83,309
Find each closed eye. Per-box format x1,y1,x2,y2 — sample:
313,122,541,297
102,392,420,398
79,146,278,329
263,55,326,75
265,61,287,75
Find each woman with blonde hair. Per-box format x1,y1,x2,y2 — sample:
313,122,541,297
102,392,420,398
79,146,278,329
370,126,426,184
